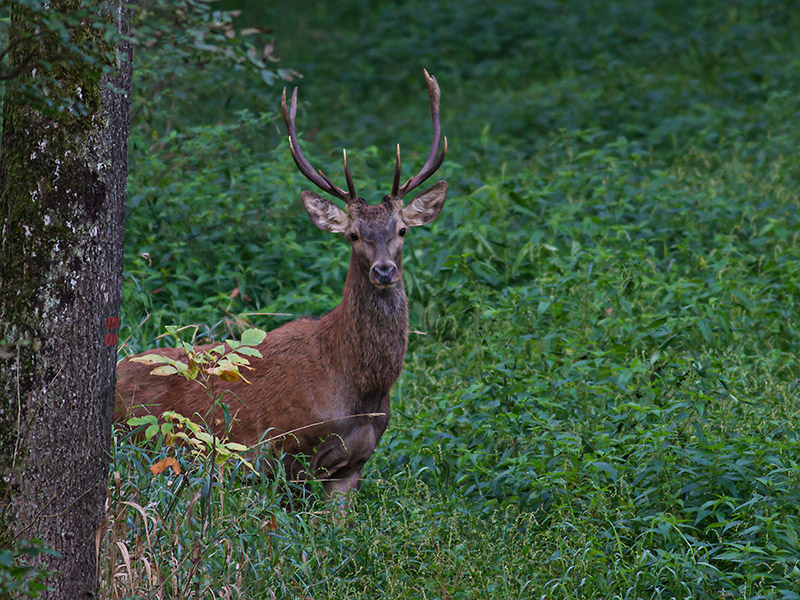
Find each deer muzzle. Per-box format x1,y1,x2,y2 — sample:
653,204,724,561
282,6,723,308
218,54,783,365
370,262,399,288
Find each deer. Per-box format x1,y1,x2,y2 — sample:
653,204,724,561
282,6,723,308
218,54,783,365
115,70,448,499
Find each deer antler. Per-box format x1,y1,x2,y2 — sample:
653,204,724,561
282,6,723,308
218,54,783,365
391,69,448,200
282,87,358,203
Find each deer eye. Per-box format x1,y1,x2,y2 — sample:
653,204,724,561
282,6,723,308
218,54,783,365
349,232,359,242
398,227,407,237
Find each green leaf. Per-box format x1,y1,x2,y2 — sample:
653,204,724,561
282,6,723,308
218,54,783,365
225,353,250,366
589,461,619,482
0,550,14,567
127,415,158,427
144,424,159,439
537,300,551,319
698,318,713,344
235,346,263,358
240,328,267,346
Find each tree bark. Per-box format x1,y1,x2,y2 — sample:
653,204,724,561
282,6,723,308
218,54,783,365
0,1,131,598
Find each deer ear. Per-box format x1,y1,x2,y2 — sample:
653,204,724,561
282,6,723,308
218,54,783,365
301,191,349,233
400,181,447,227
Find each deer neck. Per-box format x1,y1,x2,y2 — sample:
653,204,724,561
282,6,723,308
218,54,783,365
321,252,409,395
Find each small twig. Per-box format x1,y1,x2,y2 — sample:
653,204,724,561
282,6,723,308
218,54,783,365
153,324,200,344
253,412,388,448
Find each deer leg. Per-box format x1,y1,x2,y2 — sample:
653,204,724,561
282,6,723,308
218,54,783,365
310,419,381,498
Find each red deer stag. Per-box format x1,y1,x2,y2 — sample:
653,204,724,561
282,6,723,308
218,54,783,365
115,70,448,498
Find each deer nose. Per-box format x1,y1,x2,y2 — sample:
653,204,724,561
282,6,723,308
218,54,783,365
370,263,398,287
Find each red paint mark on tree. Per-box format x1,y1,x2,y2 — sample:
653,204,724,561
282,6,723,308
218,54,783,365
104,316,120,347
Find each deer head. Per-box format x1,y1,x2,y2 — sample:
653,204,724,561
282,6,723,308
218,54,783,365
281,69,448,289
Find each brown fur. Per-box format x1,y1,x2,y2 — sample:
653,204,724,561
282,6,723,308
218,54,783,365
116,185,446,497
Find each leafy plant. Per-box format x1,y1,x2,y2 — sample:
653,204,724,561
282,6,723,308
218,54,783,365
123,326,267,472
126,410,255,473
0,540,57,599
129,325,266,384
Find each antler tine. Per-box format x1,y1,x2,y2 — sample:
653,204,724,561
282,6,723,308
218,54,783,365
391,144,402,198
342,149,357,200
317,168,339,193
395,69,446,199
282,87,353,202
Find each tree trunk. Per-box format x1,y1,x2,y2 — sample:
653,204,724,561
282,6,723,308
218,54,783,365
0,1,132,598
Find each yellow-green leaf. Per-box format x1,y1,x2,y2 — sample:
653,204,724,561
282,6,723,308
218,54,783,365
217,368,241,382
224,442,249,452
150,365,179,376
130,353,171,365
194,431,215,445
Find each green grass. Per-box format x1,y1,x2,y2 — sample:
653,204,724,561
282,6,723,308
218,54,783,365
112,0,800,597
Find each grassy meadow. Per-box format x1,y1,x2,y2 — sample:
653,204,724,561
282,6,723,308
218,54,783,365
109,1,800,598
